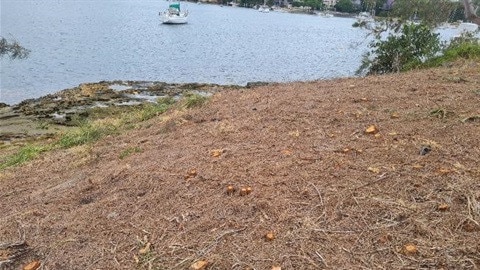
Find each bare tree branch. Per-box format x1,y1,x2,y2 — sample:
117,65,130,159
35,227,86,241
0,37,30,59
463,0,480,25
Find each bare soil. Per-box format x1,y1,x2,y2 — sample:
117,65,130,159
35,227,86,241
1,62,480,270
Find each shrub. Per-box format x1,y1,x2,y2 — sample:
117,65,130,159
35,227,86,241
357,23,442,75
425,32,480,67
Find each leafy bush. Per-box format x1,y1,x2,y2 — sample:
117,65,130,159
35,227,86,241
425,33,480,67
357,23,442,75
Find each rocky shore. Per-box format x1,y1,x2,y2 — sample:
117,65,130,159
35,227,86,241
0,81,257,143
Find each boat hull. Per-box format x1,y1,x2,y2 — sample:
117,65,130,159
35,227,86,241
160,12,188,24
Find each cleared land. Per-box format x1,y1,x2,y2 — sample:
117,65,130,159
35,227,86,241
1,61,479,269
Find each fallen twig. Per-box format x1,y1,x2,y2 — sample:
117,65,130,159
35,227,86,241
351,173,390,190
309,182,324,206
314,250,328,267
199,227,247,256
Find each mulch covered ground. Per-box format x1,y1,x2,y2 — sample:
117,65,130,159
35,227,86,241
1,62,479,270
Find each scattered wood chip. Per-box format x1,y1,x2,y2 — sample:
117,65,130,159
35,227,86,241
437,203,449,211
184,168,198,179
210,149,223,157
190,260,209,270
265,231,276,241
281,149,292,156
403,243,417,255
368,167,380,174
271,266,282,270
226,185,235,195
390,112,400,118
23,261,41,270
139,242,151,255
365,125,378,134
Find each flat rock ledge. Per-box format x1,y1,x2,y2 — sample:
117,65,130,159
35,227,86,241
0,80,262,142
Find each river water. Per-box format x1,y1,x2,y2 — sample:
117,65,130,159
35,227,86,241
1,0,370,105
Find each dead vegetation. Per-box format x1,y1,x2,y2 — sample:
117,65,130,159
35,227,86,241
1,61,479,269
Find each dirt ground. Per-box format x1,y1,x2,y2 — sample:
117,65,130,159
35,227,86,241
1,62,479,270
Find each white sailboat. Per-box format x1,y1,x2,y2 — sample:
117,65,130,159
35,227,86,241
258,5,270,12
160,2,188,24
258,0,270,13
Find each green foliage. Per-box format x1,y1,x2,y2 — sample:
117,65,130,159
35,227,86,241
137,102,171,121
183,92,209,108
425,33,480,67
335,0,356,13
57,123,106,148
304,0,323,10
357,23,441,75
156,96,176,106
0,37,30,59
0,145,47,169
391,0,456,27
360,0,387,14
56,96,177,149
291,0,323,10
239,0,263,8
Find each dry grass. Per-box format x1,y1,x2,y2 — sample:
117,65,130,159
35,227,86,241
1,62,479,269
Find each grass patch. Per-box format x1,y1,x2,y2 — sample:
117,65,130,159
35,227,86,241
56,123,107,148
183,92,209,108
1,96,178,170
0,144,48,169
119,146,142,159
137,102,171,122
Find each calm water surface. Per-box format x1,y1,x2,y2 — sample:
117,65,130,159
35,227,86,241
1,0,370,105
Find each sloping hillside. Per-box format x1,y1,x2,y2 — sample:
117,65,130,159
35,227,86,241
1,62,479,269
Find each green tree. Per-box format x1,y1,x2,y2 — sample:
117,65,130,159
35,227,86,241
304,0,323,10
335,0,355,13
388,0,479,26
391,0,456,27
0,37,29,59
357,23,442,75
292,0,323,10
360,0,387,14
